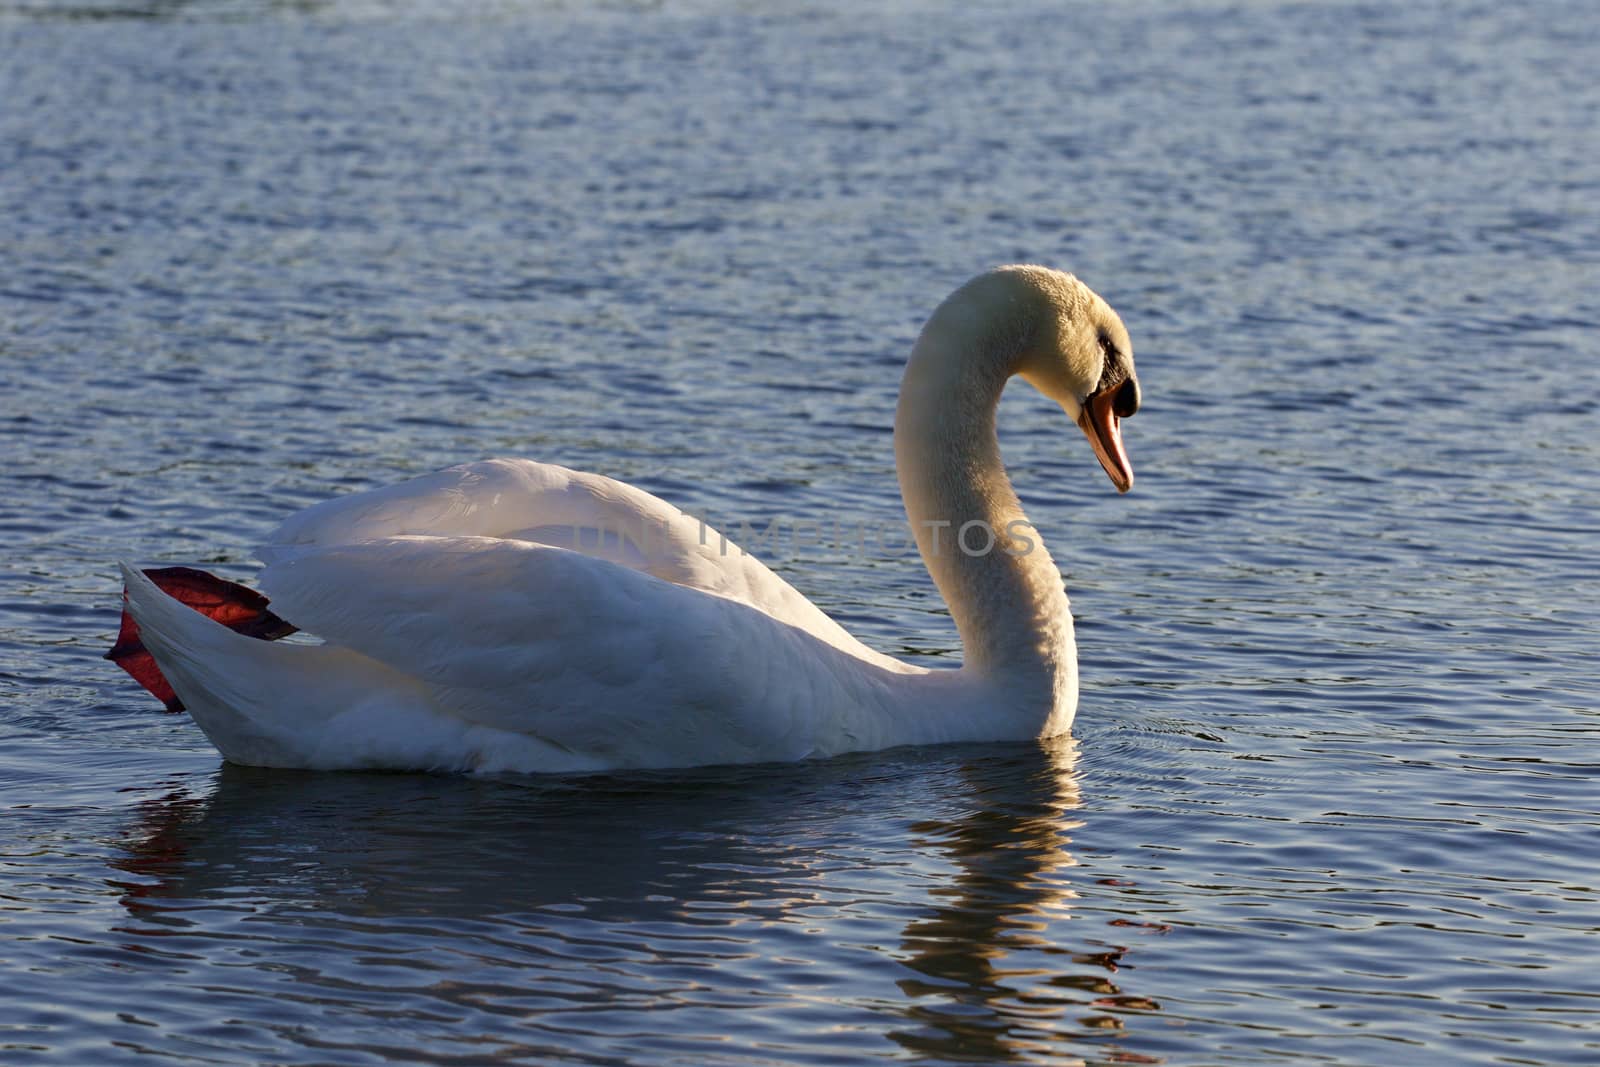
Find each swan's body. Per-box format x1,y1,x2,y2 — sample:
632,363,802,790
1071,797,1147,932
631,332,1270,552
116,266,1140,773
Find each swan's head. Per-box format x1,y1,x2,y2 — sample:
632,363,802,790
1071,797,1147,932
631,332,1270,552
1005,266,1141,493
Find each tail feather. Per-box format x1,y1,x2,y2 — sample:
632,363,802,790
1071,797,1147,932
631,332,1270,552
114,563,334,765
107,566,296,712
113,563,465,770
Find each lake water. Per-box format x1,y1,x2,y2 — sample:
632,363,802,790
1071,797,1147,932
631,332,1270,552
2,0,1597,1063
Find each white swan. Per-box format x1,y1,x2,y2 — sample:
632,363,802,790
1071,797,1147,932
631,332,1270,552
114,265,1140,773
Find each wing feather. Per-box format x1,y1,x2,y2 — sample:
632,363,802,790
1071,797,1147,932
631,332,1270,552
257,535,873,766
260,459,878,661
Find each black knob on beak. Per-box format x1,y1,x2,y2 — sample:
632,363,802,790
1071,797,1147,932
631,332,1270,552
1113,376,1141,419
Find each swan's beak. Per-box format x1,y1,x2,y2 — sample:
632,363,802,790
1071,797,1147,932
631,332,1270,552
1077,389,1134,493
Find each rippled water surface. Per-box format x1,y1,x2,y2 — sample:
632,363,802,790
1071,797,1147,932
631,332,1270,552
3,0,1598,1063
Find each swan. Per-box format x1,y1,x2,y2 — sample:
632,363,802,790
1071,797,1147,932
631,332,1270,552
110,265,1141,773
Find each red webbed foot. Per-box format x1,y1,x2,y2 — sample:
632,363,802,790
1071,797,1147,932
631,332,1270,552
106,566,298,712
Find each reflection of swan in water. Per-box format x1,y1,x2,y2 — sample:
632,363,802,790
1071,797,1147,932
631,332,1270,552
888,738,1164,1063
111,746,1163,1062
113,762,836,921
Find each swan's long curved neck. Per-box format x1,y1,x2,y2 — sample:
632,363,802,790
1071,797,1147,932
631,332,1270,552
894,277,1077,713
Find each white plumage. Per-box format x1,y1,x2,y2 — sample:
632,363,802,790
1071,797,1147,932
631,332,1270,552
118,266,1141,773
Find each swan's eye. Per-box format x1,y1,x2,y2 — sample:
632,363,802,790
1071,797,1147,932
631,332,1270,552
1098,332,1116,359
1114,377,1141,418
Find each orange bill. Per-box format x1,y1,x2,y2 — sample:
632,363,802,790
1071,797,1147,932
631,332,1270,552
1077,390,1134,493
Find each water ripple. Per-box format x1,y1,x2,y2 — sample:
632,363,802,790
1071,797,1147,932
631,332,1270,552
3,0,1599,1064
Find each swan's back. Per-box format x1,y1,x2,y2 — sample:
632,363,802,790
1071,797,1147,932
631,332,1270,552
264,459,886,663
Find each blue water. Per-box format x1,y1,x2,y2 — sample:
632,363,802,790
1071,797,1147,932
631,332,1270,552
3,0,1598,1063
